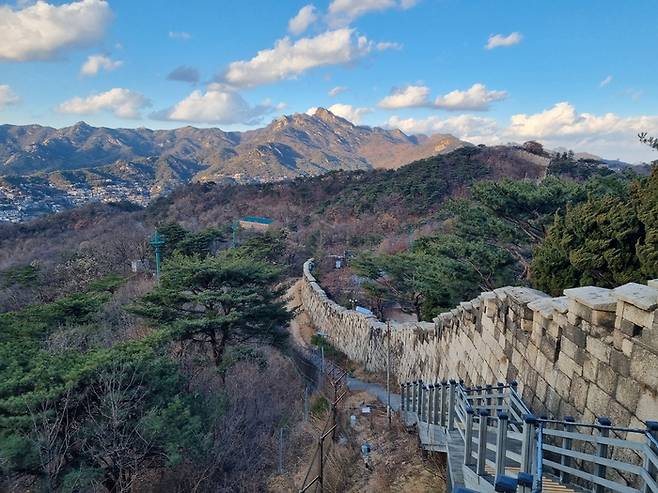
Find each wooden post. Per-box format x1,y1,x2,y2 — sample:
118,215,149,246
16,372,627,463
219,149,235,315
419,384,425,422
464,407,475,465
448,380,457,431
440,381,448,427
400,383,406,412
595,417,611,493
428,384,435,424
643,421,658,493
477,409,490,476
318,436,324,493
386,321,391,425
560,416,575,485
495,412,509,478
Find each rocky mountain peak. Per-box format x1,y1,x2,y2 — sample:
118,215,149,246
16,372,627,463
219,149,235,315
312,107,352,126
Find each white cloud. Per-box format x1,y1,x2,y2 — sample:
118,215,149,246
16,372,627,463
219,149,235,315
328,85,348,97
326,103,371,123
387,114,499,143
386,102,658,162
507,102,658,140
223,28,394,87
0,0,112,62
169,31,191,40
434,83,507,111
56,88,150,119
80,54,123,76
485,32,523,50
327,0,416,26
377,84,430,109
152,84,276,124
506,102,658,162
0,85,20,108
288,5,318,35
599,75,613,87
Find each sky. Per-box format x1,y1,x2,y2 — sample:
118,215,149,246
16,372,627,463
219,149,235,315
1,0,657,162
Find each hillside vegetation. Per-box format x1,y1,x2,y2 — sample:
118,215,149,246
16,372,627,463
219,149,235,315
0,140,656,491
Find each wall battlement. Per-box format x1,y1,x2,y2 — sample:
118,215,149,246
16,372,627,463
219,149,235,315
300,259,658,429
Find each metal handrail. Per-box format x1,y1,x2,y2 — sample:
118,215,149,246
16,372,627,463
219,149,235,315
538,417,647,435
401,379,658,493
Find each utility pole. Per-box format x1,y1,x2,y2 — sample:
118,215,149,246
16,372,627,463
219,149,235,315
231,220,238,249
278,428,284,474
386,322,391,422
321,346,325,374
303,386,309,421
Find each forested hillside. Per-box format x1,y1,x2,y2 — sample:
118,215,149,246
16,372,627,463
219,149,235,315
1,142,656,491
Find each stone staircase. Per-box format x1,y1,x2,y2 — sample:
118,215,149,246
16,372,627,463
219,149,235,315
400,380,658,493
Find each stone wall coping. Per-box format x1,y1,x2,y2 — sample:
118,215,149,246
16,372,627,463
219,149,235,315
552,296,569,314
613,282,658,311
563,286,617,311
505,287,550,306
527,297,558,319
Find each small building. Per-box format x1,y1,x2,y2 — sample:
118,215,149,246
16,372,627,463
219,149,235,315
238,216,274,231
131,259,150,273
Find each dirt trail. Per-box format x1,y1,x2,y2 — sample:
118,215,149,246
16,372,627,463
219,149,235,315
282,280,446,492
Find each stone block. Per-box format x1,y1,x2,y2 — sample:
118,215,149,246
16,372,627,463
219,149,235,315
564,286,617,311
586,384,611,417
567,310,582,326
570,375,589,410
613,282,658,311
562,322,587,348
621,338,633,357
615,315,640,337
648,279,658,289
636,389,658,423
583,355,599,382
606,399,632,428
615,376,640,412
554,370,572,397
557,352,582,379
545,387,562,415
586,336,611,364
591,309,616,330
547,321,562,339
596,363,617,395
629,344,658,389
540,335,558,362
619,302,654,330
609,349,630,377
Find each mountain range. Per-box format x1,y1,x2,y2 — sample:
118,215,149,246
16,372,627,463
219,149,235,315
1,107,645,223
0,108,467,222
0,108,465,177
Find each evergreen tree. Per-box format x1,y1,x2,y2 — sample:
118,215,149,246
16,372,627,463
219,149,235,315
131,253,290,367
531,167,658,294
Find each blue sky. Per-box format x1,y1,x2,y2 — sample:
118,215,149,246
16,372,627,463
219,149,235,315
1,0,657,161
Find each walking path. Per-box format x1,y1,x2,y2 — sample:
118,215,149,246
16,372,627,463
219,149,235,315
287,281,401,411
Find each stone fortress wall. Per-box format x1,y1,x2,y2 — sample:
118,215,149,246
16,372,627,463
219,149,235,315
300,259,658,428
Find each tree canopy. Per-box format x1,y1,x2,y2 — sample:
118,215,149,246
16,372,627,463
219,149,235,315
130,251,290,367
532,167,657,294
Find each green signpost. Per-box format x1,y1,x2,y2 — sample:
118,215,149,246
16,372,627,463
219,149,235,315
149,231,165,278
